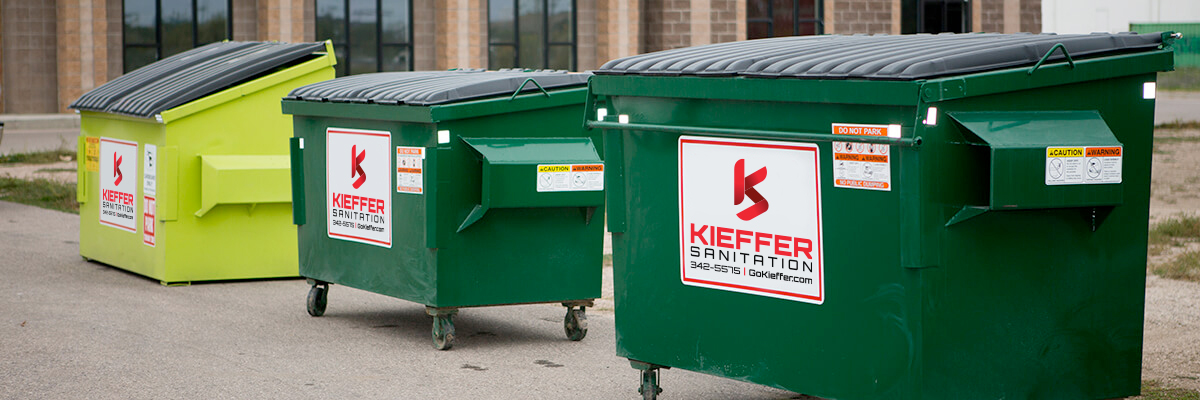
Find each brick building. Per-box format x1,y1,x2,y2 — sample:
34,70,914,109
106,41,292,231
0,0,1041,114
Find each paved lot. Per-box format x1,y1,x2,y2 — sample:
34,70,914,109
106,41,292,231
0,201,797,400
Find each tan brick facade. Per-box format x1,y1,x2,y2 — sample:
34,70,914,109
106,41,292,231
2,0,1041,114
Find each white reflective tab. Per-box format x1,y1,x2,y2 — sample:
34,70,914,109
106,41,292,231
298,138,304,149
596,108,608,121
618,114,629,124
923,107,938,126
437,130,450,144
1144,82,1156,99
887,124,901,138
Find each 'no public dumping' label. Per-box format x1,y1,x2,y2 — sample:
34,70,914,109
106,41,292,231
327,127,392,248
98,137,138,233
679,136,825,304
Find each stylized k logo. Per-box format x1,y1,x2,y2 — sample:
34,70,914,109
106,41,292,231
734,159,768,221
350,145,367,189
113,153,123,186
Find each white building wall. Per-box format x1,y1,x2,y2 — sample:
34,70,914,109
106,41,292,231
1043,0,1200,34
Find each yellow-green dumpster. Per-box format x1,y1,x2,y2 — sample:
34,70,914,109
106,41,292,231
70,41,336,284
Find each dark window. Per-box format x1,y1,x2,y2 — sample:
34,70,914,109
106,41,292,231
488,0,576,70
123,0,232,72
747,0,823,39
918,0,969,33
316,0,413,76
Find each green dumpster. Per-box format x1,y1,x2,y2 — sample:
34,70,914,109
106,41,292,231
282,70,603,350
589,32,1176,399
71,41,336,284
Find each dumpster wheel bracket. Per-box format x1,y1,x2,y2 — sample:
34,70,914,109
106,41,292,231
426,307,459,351
306,282,328,317
630,360,667,400
563,304,589,341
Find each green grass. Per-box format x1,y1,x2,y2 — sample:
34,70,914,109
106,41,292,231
0,149,76,164
1156,120,1200,131
1159,67,1200,92
1153,250,1200,282
1134,380,1200,400
0,177,78,214
1149,215,1200,246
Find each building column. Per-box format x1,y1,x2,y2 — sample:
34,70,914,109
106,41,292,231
412,0,436,70
597,0,641,62
57,0,112,113
258,0,310,43
2,0,60,113
435,0,486,70
1003,0,1019,33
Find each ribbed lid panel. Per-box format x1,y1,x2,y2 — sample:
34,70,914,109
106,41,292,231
595,32,1164,80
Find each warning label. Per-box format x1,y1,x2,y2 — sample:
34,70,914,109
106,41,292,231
832,123,896,191
396,146,424,194
679,136,824,304
85,137,100,172
98,138,138,233
143,196,156,247
327,127,392,248
537,164,604,192
1045,146,1122,185
143,144,157,196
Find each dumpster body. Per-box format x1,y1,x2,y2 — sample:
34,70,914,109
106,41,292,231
72,41,336,284
589,33,1175,399
283,70,603,349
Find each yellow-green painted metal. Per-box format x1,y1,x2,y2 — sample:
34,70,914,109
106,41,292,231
77,51,336,284
282,86,602,310
592,44,1174,398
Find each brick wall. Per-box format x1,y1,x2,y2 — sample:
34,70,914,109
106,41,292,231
257,0,308,42
597,0,641,65
57,0,116,112
105,0,120,80
832,0,893,34
642,0,690,52
1020,0,1041,33
233,0,258,41
576,1,598,70
710,0,739,44
2,0,59,113
979,0,1003,32
412,0,436,70
435,0,486,69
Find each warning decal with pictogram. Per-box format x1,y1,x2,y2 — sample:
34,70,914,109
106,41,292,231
678,136,825,304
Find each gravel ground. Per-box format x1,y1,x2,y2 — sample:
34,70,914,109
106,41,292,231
1142,275,1200,392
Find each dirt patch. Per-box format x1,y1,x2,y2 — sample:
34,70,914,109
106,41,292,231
0,161,77,183
1151,129,1200,222
1142,275,1200,392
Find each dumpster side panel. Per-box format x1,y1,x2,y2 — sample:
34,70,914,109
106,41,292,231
606,89,925,399
78,113,166,280
431,106,604,308
920,74,1156,400
155,69,330,282
294,115,438,305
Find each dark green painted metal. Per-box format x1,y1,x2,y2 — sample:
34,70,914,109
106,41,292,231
286,90,602,310
289,136,305,225
950,111,1123,210
588,121,921,146
463,137,602,210
594,47,1167,399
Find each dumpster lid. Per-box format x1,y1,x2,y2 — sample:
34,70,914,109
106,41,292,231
70,41,328,119
283,69,590,106
594,32,1164,80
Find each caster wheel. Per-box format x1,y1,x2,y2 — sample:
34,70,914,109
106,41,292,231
639,368,663,400
564,306,588,341
432,314,455,350
306,285,327,317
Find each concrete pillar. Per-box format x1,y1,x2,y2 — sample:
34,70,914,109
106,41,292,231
435,0,486,70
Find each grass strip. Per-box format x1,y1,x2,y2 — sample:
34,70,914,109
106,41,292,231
0,149,76,164
0,177,78,214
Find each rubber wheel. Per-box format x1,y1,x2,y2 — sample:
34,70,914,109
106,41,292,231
306,285,327,317
432,315,455,350
564,307,588,341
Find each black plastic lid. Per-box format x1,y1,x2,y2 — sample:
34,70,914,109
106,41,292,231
70,41,327,118
284,69,590,106
595,32,1164,80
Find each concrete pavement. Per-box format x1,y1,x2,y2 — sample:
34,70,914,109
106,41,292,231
1157,91,1200,125
0,201,799,400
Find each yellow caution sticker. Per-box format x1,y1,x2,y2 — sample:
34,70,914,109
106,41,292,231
85,137,100,172
537,164,603,192
1046,146,1122,185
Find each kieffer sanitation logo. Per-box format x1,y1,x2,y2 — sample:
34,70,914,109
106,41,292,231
733,159,768,221
327,128,391,248
351,145,367,189
98,138,138,233
679,136,824,304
